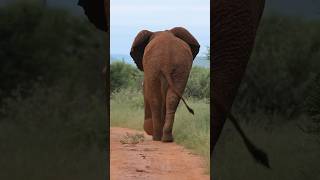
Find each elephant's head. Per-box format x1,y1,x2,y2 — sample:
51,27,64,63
130,27,200,71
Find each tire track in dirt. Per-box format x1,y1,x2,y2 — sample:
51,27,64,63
110,127,209,180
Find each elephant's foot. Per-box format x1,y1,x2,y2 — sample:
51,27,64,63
153,133,162,141
152,129,163,141
153,135,162,141
143,119,153,135
161,133,174,142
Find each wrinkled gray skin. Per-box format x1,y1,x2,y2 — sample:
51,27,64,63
212,0,270,168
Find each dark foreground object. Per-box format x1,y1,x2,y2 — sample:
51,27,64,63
211,0,270,168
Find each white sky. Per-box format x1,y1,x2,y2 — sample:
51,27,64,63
110,0,210,56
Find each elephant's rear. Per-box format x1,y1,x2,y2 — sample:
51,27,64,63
130,28,199,141
143,32,193,77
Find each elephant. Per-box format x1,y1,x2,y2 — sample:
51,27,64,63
212,0,270,168
130,27,200,141
78,0,270,168
78,1,198,142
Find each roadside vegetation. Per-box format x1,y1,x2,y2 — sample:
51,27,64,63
213,15,320,179
110,61,210,171
0,2,107,179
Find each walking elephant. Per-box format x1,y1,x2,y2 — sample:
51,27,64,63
78,1,198,141
78,0,270,167
130,27,200,141
212,0,269,167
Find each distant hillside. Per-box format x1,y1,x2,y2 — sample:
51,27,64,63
111,54,209,68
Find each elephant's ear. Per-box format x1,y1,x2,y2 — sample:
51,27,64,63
130,30,153,71
170,27,200,59
78,0,108,32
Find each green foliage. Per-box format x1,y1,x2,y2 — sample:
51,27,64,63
110,89,145,129
0,82,107,180
185,66,210,99
1,82,106,150
0,1,106,101
110,61,143,92
110,61,210,100
234,16,320,119
304,74,320,133
213,15,320,179
111,88,144,109
213,118,320,180
305,74,320,117
0,2,107,179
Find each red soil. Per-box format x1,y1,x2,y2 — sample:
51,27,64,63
110,127,209,180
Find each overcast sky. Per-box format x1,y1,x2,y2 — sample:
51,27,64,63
110,0,210,55
1,0,319,55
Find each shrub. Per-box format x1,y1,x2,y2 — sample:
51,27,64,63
303,74,320,133
185,66,210,100
234,16,320,119
0,3,107,179
0,81,107,179
110,61,210,99
0,1,106,102
110,61,143,92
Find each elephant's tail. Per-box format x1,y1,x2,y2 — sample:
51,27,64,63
225,106,270,168
214,100,270,168
161,72,194,115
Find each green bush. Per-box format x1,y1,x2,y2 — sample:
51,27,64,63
304,74,320,133
185,66,210,100
0,1,106,102
110,61,143,92
0,81,107,180
111,88,144,109
1,81,106,149
110,61,210,99
305,74,320,117
0,2,107,179
234,16,320,119
213,15,320,179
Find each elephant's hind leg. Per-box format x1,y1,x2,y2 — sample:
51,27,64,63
160,75,168,134
145,78,164,141
150,99,164,141
161,89,179,142
143,98,153,135
162,71,189,142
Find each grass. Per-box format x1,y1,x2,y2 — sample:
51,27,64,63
0,83,107,180
110,88,210,172
0,143,107,180
110,88,320,179
212,113,320,180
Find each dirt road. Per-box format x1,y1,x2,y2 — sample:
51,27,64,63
110,127,209,180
